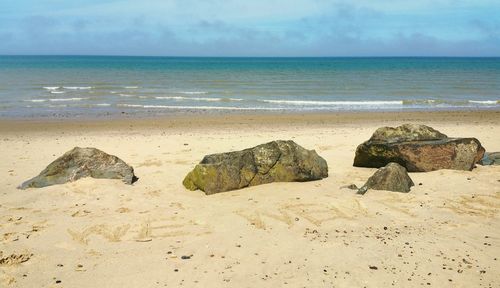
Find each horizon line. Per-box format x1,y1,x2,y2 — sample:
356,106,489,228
1,54,500,58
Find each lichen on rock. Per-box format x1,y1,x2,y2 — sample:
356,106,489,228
183,140,328,194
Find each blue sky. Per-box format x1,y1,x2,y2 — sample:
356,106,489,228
0,0,499,56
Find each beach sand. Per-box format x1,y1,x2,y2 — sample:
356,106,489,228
1,110,499,287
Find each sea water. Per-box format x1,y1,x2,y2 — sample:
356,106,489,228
0,56,499,118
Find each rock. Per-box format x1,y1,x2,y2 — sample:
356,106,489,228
353,124,485,172
19,147,137,189
341,184,359,190
479,152,500,165
183,140,328,194
357,162,414,195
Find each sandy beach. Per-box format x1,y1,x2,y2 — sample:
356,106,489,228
1,110,499,287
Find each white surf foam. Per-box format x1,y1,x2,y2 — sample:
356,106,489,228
50,91,65,94
155,96,243,102
261,100,403,106
25,99,47,103
117,104,284,110
468,100,499,104
117,104,143,108
43,86,60,90
124,86,139,89
49,98,87,102
63,86,92,90
178,91,208,95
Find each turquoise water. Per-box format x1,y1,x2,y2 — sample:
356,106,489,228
0,56,499,118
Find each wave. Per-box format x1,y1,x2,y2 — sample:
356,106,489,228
63,86,92,90
50,91,65,94
43,86,60,90
25,99,47,103
117,104,283,110
155,96,243,102
468,100,499,105
261,100,403,106
124,86,139,89
119,93,134,97
49,98,87,102
402,99,499,106
178,91,208,95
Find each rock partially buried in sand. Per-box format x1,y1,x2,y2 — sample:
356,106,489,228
357,162,414,195
479,152,500,165
183,140,328,195
19,147,137,189
353,124,485,172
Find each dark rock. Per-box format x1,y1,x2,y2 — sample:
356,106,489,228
357,162,414,195
353,124,485,172
183,140,328,194
19,147,137,189
479,152,500,165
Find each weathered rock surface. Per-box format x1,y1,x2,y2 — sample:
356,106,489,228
19,147,137,189
479,152,500,165
183,140,328,194
357,162,414,195
353,124,485,172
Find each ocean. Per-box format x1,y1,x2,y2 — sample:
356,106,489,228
0,56,499,118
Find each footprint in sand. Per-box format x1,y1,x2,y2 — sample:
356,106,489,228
0,251,32,266
136,159,162,167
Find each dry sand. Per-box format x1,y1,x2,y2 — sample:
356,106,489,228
1,110,499,287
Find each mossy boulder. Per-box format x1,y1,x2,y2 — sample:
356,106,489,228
19,147,137,189
183,140,328,194
354,124,485,172
357,162,414,195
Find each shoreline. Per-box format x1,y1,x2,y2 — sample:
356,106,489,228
1,109,499,133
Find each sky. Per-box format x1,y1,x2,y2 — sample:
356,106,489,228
0,0,499,56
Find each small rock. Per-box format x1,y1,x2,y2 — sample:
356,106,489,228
341,184,358,190
369,266,378,270
357,163,414,195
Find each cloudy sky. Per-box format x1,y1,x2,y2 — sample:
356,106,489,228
1,0,499,56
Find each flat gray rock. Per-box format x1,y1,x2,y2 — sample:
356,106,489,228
479,152,500,165
357,162,414,195
19,147,137,189
183,140,328,195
